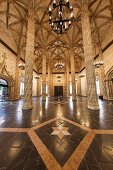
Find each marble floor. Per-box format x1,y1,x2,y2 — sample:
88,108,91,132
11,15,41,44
0,97,113,170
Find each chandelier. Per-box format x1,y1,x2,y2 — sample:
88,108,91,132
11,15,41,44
19,63,25,70
49,0,74,34
55,58,64,69
93,61,104,68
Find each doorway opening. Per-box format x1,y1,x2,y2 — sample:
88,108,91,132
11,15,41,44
96,76,100,96
54,86,63,97
20,76,24,97
0,79,8,101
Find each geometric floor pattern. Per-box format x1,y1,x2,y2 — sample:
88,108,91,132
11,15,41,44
0,99,113,170
0,116,113,170
78,134,113,170
35,119,88,167
0,132,47,170
0,115,113,169
50,125,71,139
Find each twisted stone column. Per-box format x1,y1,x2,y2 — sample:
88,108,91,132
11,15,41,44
42,49,46,101
50,73,53,96
66,57,70,97
48,61,51,97
98,46,108,100
14,51,20,100
77,77,81,96
64,70,67,96
81,0,99,110
22,9,35,110
70,48,76,101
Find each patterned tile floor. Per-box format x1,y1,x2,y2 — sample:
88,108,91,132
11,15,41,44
0,96,113,170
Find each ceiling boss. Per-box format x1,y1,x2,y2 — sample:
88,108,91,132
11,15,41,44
49,0,74,34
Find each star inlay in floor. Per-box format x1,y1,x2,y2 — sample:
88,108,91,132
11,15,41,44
35,118,88,167
51,125,71,139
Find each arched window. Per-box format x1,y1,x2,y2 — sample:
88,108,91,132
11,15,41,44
96,76,100,95
0,79,8,101
0,79,8,86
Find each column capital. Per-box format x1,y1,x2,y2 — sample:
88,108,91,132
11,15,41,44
81,0,90,18
26,7,35,21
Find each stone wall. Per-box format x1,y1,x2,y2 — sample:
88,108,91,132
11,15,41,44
103,44,113,74
0,20,17,52
0,43,38,99
0,43,16,80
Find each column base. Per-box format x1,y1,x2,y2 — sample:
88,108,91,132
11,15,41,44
42,98,46,101
22,103,32,110
72,97,76,101
14,97,21,101
42,95,46,101
42,99,46,101
88,104,100,110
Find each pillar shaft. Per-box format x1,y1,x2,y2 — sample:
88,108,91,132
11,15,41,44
48,61,50,97
42,49,46,101
50,73,53,96
81,0,99,110
98,47,108,100
14,51,20,100
64,70,67,96
22,9,35,110
70,49,76,101
77,77,81,96
66,57,70,97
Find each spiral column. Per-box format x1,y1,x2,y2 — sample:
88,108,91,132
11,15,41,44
22,8,35,110
70,48,76,101
66,57,70,97
14,50,20,100
42,49,46,101
48,60,51,97
81,0,99,110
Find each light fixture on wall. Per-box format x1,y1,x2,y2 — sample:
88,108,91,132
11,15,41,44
56,75,62,78
55,58,64,69
19,63,25,70
79,74,85,78
34,76,40,79
57,79,61,82
93,61,104,68
49,0,74,34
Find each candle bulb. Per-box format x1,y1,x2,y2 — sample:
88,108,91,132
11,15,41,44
71,12,73,18
66,0,69,7
51,22,54,28
49,6,51,11
69,20,71,27
53,0,56,8
65,23,67,30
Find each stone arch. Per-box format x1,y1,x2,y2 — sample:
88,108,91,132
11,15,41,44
105,66,113,100
0,73,15,100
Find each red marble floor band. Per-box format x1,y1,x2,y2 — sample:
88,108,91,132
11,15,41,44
31,117,59,130
0,128,29,132
63,131,96,170
28,129,61,170
61,117,91,131
93,130,113,134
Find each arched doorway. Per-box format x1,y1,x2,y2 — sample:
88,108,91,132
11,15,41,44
0,74,15,101
105,66,113,100
96,76,100,96
0,79,8,101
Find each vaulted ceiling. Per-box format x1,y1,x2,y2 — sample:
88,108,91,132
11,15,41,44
0,0,113,73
